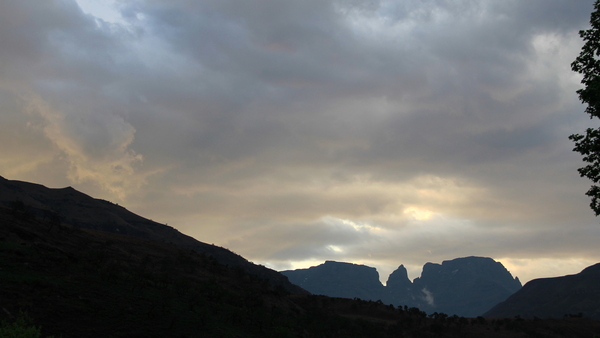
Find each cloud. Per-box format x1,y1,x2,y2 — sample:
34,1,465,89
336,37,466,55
421,288,435,307
21,90,145,199
0,0,598,283
0,0,148,198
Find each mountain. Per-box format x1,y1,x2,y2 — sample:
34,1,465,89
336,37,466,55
484,263,600,320
384,264,413,306
0,175,306,294
412,256,522,317
282,256,522,317
281,261,386,300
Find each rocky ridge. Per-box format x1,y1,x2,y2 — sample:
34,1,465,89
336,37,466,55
282,256,522,317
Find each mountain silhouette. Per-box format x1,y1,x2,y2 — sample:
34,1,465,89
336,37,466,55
282,256,522,317
484,263,600,320
281,261,386,300
0,175,306,294
412,256,522,317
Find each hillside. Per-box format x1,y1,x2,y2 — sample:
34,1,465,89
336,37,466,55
0,203,385,337
0,176,304,294
484,263,600,320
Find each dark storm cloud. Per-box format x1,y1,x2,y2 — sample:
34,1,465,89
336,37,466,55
115,0,592,171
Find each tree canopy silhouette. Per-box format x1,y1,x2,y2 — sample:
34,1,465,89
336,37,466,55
570,0,600,215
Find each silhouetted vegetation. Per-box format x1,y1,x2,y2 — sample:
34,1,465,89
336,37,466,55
570,0,600,215
0,311,57,338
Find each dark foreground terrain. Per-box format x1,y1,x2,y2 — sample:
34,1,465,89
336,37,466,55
1,203,600,337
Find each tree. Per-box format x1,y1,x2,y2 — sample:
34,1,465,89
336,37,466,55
570,0,600,215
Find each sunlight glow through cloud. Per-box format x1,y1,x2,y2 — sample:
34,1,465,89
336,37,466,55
404,207,434,221
21,90,145,199
75,0,124,24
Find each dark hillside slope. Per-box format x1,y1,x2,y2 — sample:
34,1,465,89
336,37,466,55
0,175,305,294
484,263,600,320
0,204,392,337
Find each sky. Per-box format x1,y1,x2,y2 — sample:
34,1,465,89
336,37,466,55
1,0,600,285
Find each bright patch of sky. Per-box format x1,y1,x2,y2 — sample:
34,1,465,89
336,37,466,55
499,257,599,284
75,0,125,24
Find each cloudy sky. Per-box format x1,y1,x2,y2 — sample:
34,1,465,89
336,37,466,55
1,0,600,284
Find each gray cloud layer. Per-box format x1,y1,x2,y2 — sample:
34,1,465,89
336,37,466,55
1,0,599,283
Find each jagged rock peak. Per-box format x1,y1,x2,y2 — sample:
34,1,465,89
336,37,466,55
386,264,411,289
281,257,524,317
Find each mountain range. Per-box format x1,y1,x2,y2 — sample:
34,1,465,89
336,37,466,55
1,175,600,333
281,257,523,317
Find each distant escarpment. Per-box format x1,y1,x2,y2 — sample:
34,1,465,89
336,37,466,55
412,257,522,317
281,261,386,301
484,263,600,320
282,256,522,317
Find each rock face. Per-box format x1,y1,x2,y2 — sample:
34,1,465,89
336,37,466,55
412,257,522,317
282,256,522,317
282,261,385,300
385,264,413,306
484,263,600,320
0,176,307,294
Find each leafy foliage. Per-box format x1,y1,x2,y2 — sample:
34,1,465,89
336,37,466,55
570,0,600,215
0,312,57,338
